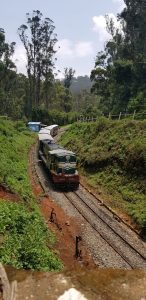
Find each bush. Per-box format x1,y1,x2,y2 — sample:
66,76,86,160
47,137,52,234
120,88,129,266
0,119,36,200
0,201,63,271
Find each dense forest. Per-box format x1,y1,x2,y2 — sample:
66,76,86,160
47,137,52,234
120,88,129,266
0,0,146,123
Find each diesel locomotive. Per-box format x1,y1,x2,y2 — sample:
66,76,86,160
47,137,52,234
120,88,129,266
38,134,79,189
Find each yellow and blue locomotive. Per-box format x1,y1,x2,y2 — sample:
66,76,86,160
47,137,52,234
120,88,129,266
38,139,79,189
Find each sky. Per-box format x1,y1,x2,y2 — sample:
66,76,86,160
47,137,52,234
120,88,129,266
0,0,125,78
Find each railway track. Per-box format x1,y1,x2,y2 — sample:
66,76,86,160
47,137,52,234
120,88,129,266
63,190,146,269
79,182,141,237
32,143,146,269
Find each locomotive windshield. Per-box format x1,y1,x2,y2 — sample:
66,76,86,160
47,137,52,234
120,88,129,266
58,155,76,163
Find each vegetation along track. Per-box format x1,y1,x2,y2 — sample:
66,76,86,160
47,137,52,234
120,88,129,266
32,142,146,269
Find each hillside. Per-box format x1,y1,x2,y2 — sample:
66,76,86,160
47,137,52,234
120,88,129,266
70,76,92,94
60,118,146,229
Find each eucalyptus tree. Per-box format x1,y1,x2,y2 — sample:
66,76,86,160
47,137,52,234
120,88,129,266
91,0,146,114
18,10,57,115
64,67,75,89
41,18,57,108
119,0,146,110
61,67,75,113
0,28,16,83
0,28,20,118
119,0,146,58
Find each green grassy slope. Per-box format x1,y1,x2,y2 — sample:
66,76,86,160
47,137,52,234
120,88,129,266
0,119,35,201
0,119,63,271
60,118,146,228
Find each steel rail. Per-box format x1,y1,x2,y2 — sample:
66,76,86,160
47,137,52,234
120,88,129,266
74,189,146,261
64,191,146,269
79,182,141,237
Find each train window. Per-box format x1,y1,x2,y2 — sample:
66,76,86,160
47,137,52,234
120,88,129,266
69,156,76,163
66,155,76,163
58,155,76,163
58,156,66,163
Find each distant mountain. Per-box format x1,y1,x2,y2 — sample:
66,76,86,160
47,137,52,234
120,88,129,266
70,75,92,94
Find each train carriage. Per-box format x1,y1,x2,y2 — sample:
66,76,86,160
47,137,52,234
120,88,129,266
45,124,59,136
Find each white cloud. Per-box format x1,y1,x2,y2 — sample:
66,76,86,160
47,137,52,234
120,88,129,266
92,15,110,43
74,42,93,57
12,44,27,74
92,13,122,47
57,39,93,58
56,39,73,57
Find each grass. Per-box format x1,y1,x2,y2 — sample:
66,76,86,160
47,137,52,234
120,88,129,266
60,118,146,228
0,119,35,201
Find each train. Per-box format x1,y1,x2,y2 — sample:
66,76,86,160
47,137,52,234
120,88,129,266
28,122,59,136
45,124,59,137
38,125,79,189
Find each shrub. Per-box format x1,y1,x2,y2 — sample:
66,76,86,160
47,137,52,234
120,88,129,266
0,201,63,271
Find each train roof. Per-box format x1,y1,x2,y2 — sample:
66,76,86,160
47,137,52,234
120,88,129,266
49,149,75,156
41,140,75,156
44,142,64,150
38,133,54,141
46,124,58,130
39,129,51,134
28,122,41,125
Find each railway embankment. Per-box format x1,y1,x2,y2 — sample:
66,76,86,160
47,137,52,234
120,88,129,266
59,118,146,232
0,119,62,272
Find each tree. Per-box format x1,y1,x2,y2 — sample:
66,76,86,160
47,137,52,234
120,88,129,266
60,67,75,113
64,67,75,89
0,28,23,119
18,10,57,116
0,28,16,85
91,1,146,114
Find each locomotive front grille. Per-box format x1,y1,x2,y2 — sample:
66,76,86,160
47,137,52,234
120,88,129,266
63,167,75,175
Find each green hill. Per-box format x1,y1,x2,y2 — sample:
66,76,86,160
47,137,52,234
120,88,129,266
60,118,146,229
